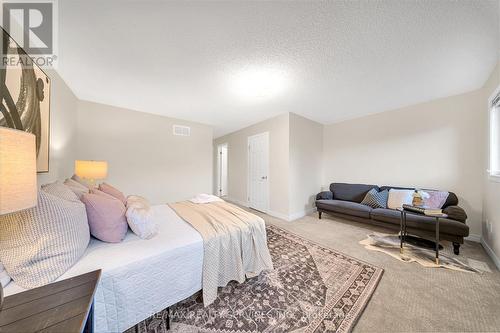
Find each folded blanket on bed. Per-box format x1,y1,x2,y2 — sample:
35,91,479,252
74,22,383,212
168,200,273,306
189,193,223,204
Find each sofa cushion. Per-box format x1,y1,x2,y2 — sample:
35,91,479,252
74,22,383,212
370,208,469,237
316,199,372,218
380,186,458,208
329,183,379,203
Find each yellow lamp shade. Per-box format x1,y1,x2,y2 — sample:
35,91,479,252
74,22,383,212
0,128,37,215
75,160,108,181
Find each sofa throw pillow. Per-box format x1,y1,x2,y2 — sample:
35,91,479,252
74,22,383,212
126,195,159,239
0,190,90,289
361,189,389,208
41,181,80,203
422,190,449,209
387,189,414,209
64,178,89,199
99,183,127,205
81,193,128,243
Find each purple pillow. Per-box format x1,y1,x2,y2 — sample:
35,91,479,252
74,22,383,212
90,188,124,203
81,193,128,243
423,190,449,209
99,183,127,205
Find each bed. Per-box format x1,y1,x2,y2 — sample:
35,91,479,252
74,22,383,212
4,204,204,333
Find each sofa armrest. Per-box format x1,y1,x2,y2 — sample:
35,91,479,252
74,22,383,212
316,191,333,200
443,205,468,223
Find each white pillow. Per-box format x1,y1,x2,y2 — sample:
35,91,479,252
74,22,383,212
0,262,11,288
125,196,158,239
387,189,414,209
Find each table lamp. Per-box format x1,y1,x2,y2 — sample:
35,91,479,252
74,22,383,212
74,160,108,186
0,127,37,310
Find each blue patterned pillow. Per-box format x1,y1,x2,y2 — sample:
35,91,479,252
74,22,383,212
361,189,389,209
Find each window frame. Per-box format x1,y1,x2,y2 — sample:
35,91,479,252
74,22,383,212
489,85,500,182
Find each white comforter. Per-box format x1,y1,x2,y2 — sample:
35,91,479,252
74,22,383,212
4,205,204,333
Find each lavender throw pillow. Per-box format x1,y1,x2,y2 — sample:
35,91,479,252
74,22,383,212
423,190,449,209
81,193,128,243
99,183,127,205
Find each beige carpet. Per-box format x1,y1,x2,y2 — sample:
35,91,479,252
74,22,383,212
259,211,500,332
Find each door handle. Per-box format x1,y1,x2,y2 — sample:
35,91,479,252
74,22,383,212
261,176,268,180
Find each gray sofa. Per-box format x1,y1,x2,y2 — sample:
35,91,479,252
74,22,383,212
316,183,469,255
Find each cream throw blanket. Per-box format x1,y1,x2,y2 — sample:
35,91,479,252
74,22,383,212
169,200,274,306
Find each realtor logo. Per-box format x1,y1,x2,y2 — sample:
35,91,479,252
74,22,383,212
1,0,57,67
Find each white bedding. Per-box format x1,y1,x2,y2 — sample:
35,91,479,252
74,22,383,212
4,204,204,333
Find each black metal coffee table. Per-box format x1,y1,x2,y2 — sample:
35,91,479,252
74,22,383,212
396,207,448,264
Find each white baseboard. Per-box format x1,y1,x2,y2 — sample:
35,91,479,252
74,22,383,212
268,207,317,222
465,234,481,242
266,210,290,221
480,238,500,270
288,207,317,221
225,197,316,222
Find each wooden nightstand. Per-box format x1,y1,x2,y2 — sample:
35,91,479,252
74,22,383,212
0,270,101,333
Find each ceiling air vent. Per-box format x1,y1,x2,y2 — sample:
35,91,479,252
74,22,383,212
173,125,191,137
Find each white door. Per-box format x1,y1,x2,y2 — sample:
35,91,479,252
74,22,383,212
217,143,228,197
248,132,269,212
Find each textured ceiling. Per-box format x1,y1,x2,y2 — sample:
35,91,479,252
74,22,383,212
58,0,499,137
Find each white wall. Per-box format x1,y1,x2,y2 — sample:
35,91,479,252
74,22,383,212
289,113,323,218
76,101,213,204
482,61,500,267
37,70,78,185
323,90,485,238
214,113,290,218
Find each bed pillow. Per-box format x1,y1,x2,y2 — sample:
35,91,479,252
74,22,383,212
81,193,128,243
99,183,127,205
0,262,11,288
71,174,90,188
0,190,90,289
91,188,124,203
387,189,414,209
126,196,158,239
64,178,89,199
41,181,80,203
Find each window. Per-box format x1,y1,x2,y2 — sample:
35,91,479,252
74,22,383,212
489,87,500,179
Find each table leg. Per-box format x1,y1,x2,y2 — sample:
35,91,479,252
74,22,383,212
400,210,404,253
435,217,440,265
404,212,408,242
166,307,170,330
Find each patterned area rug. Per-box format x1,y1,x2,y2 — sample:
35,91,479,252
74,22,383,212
127,225,383,333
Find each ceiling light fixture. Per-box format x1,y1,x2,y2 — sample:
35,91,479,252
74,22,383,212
230,65,288,101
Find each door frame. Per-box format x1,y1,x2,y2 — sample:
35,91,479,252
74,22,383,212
216,142,228,197
247,132,270,213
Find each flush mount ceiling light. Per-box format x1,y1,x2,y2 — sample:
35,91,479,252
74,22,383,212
230,65,289,101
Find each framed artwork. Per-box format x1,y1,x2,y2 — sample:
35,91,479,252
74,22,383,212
0,27,51,173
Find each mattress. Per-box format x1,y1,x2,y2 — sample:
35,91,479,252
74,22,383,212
4,204,204,333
